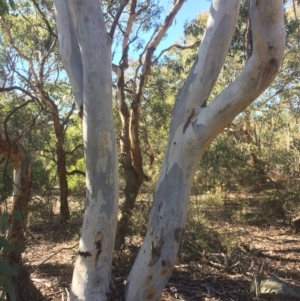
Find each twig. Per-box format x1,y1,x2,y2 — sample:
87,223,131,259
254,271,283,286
153,41,200,64
227,261,241,271
33,243,79,272
166,282,200,290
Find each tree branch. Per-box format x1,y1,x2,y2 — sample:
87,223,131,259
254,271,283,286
153,41,200,64
65,144,83,155
109,0,129,38
134,0,186,107
66,170,86,177
31,0,58,40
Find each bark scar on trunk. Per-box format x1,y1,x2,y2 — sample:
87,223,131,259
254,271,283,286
158,201,163,212
78,251,92,257
148,228,164,266
160,259,171,276
257,58,279,90
146,286,156,300
95,231,102,263
183,108,195,134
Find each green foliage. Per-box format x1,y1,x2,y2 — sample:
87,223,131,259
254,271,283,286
0,0,15,16
67,158,85,193
129,198,152,238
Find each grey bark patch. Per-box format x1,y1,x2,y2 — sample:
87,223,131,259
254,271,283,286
148,163,189,271
169,56,199,139
192,122,206,139
200,14,231,82
150,163,188,230
97,150,116,217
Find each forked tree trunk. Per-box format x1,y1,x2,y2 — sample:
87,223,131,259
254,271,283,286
54,0,285,300
54,1,119,300
0,132,43,301
125,1,285,299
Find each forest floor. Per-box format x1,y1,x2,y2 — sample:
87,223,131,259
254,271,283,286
24,193,300,301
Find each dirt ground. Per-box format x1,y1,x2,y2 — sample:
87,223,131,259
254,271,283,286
24,195,300,301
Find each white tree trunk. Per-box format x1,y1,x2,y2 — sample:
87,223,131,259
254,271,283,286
54,1,119,300
54,0,285,300
124,0,285,300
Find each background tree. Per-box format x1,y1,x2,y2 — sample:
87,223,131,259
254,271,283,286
0,1,77,221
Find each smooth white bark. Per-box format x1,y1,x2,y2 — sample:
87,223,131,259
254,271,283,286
55,0,83,110
54,0,285,300
125,1,241,300
54,1,118,300
125,0,285,300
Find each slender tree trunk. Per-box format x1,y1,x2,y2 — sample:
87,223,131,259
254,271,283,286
54,118,70,222
117,102,144,248
54,1,119,300
39,89,70,222
0,132,43,301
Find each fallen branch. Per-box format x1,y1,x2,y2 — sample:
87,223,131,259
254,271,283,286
241,244,300,262
166,282,200,290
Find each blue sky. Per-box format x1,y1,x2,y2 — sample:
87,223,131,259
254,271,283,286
113,1,211,63
161,0,210,48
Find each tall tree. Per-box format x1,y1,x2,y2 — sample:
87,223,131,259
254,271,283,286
54,0,285,300
0,2,73,221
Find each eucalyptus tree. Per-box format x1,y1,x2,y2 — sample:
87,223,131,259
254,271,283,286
54,0,285,300
0,1,75,221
